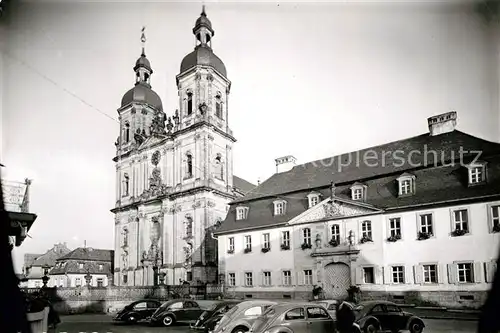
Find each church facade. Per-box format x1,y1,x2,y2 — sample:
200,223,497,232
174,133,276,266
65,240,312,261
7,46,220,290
215,112,500,308
111,9,255,286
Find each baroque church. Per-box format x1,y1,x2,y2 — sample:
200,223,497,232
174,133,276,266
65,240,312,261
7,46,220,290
111,8,256,286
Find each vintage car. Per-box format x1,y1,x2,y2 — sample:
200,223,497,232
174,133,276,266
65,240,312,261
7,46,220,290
354,301,425,333
211,300,277,333
250,302,336,333
113,299,162,324
191,300,242,332
311,299,338,321
150,299,209,327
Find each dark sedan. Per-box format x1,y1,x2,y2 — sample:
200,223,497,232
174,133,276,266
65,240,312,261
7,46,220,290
150,299,206,327
191,300,241,332
113,299,162,324
354,301,425,333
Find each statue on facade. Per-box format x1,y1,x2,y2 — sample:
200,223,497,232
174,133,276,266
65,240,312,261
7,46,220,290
166,116,174,133
315,233,322,249
150,111,167,135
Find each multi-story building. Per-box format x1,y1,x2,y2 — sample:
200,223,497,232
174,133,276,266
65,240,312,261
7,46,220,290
49,247,114,288
21,242,71,288
111,8,255,286
215,112,500,308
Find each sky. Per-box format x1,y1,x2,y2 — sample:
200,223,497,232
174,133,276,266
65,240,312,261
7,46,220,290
1,0,499,272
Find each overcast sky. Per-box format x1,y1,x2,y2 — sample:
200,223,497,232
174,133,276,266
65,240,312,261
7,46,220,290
1,1,499,272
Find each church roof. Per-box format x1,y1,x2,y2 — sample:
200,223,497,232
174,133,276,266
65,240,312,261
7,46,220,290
180,45,227,77
233,175,256,195
121,82,163,111
215,130,500,234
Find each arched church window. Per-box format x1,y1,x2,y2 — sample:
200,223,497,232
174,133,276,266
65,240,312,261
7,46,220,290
187,92,193,116
215,154,224,180
122,173,129,196
186,153,193,178
215,96,222,119
125,123,130,142
122,227,129,247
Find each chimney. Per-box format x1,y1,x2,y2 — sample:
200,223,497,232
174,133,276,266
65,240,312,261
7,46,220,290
427,111,457,136
275,155,297,173
257,179,261,186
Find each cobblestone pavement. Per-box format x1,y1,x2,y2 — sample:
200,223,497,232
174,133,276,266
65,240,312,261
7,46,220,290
52,314,479,333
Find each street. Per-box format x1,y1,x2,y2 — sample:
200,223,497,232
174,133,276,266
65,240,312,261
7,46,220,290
53,314,479,333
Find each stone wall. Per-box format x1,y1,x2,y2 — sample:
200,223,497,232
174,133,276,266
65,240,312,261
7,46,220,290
23,284,224,315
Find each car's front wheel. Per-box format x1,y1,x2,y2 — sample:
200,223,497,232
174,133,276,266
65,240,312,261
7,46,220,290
162,315,175,327
232,326,248,333
409,320,424,333
364,321,379,333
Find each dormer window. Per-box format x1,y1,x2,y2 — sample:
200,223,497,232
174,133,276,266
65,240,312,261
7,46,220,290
467,162,486,185
350,183,367,201
236,206,249,220
397,173,416,196
307,192,321,208
273,200,287,216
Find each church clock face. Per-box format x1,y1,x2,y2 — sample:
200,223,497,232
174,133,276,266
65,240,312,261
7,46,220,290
151,150,161,166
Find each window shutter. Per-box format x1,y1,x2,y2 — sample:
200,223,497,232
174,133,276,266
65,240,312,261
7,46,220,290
241,272,245,286
438,264,446,284
291,271,296,286
486,261,497,283
312,269,318,285
383,266,391,284
405,266,412,284
474,262,484,283
355,267,364,285
375,266,383,284
259,271,264,287
448,264,457,284
414,265,422,284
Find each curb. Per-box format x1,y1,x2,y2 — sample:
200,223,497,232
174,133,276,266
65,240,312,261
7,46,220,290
419,315,478,321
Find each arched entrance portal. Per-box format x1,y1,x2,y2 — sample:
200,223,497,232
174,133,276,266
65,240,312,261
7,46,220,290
323,262,351,300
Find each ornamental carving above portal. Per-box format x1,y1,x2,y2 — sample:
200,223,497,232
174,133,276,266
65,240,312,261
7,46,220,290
151,150,161,166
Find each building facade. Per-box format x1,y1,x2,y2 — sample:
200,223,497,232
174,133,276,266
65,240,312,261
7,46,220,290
49,247,114,288
215,112,500,308
21,242,71,288
111,8,255,287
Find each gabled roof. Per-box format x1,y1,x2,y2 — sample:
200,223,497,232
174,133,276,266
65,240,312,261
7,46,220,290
50,261,112,275
56,247,113,262
215,130,500,235
29,243,71,267
232,131,500,204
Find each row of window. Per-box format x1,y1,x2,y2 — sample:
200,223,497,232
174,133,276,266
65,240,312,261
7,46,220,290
228,205,500,253
226,261,495,287
235,164,489,220
120,152,225,197
184,90,225,119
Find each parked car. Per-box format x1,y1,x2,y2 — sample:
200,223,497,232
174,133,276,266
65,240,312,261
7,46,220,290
211,300,278,333
354,301,425,333
191,300,241,332
311,299,338,322
150,299,207,327
113,299,162,324
250,302,336,333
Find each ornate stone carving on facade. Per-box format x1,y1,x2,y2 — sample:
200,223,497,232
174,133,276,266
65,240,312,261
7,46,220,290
173,109,180,126
151,150,161,166
195,73,202,81
208,134,214,141
150,111,167,135
226,87,230,94
142,155,149,161
192,201,202,209
127,215,136,223
199,102,208,115
138,212,145,218
141,108,148,115
207,73,214,82
195,133,201,140
315,233,322,249
207,200,216,208
150,216,161,243
115,216,121,224
226,144,232,151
